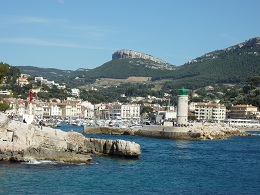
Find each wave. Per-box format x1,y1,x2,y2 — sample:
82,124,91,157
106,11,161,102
23,159,58,165
22,159,95,166
251,133,260,136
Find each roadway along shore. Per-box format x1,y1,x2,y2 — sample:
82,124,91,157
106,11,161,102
84,122,252,140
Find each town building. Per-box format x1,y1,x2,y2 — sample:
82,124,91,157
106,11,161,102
80,101,94,119
34,77,44,83
34,76,65,89
109,103,141,121
0,91,11,96
195,103,226,121
18,74,30,86
71,88,80,97
229,104,260,119
95,104,110,120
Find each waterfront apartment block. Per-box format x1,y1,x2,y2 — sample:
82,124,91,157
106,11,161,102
109,103,141,120
229,104,260,119
195,103,226,121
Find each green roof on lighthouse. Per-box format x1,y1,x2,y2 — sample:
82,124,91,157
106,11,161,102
179,87,187,95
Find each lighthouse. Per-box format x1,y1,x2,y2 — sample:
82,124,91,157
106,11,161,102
176,87,188,125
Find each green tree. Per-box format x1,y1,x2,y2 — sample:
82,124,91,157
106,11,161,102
140,106,154,114
243,76,260,93
0,96,10,111
0,62,10,83
6,66,21,85
188,112,197,120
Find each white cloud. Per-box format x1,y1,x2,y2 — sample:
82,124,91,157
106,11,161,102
0,37,110,50
0,15,118,39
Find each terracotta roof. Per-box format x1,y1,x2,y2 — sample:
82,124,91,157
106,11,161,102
196,103,225,107
231,104,257,108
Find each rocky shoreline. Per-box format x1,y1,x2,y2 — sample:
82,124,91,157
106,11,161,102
0,113,141,163
84,122,251,140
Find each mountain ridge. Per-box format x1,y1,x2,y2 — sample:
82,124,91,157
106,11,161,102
14,37,260,89
185,37,260,65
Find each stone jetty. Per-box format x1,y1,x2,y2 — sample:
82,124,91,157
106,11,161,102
0,113,141,163
84,122,251,140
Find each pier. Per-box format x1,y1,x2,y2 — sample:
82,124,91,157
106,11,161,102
84,122,251,140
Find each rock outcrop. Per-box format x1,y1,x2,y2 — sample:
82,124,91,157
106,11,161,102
189,123,251,140
112,50,164,63
0,113,141,163
112,49,176,70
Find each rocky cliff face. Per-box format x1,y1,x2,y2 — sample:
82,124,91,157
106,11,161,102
112,50,176,70
112,50,165,63
0,113,141,163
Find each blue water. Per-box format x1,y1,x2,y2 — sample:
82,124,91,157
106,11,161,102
1,123,260,195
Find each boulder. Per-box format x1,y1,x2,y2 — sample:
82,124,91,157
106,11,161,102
0,113,141,163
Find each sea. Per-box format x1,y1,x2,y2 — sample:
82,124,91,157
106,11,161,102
0,123,260,195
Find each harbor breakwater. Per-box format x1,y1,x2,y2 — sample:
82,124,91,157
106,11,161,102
84,123,251,140
0,113,141,163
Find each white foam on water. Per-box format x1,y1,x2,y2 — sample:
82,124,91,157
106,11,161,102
23,159,57,165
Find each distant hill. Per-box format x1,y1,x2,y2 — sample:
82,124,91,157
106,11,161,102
16,51,178,86
162,37,260,89
15,37,260,89
83,58,176,78
14,66,91,86
15,66,72,79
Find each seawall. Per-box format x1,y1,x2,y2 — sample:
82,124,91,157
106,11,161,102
84,123,251,140
84,126,201,140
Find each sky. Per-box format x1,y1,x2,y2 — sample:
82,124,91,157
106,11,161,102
1,0,260,70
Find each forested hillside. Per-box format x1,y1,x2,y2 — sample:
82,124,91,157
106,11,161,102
14,37,260,91
83,58,175,79
161,37,260,90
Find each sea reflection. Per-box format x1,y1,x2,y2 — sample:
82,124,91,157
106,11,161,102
174,140,189,148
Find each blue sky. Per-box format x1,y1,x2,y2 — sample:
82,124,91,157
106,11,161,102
1,0,260,70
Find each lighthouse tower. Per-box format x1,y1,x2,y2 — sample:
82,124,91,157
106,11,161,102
176,87,188,125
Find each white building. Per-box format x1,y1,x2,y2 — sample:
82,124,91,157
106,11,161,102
35,77,44,83
71,88,80,97
80,101,94,119
121,104,141,120
58,84,66,89
45,80,55,87
109,103,141,121
158,110,177,121
33,103,44,117
195,103,226,121
0,91,11,95
50,104,61,116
